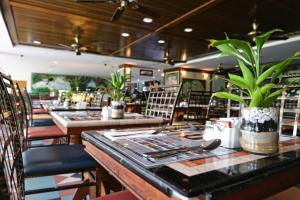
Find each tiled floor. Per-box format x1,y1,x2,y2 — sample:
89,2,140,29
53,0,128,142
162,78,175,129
25,173,82,200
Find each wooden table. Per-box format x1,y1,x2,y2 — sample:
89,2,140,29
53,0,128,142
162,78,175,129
82,130,300,200
46,105,102,112
51,111,165,144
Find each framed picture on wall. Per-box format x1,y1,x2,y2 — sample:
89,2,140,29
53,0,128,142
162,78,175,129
140,69,153,76
180,78,206,99
165,71,179,85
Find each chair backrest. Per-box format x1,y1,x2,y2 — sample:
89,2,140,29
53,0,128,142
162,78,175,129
0,72,25,200
186,90,212,122
91,92,105,107
21,88,33,122
15,84,30,147
206,95,227,120
279,93,300,136
145,84,182,124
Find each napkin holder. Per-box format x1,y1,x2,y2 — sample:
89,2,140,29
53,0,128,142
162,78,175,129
76,102,87,109
102,106,111,119
204,118,241,149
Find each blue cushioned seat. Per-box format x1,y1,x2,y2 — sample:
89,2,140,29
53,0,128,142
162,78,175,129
23,144,98,177
31,119,55,127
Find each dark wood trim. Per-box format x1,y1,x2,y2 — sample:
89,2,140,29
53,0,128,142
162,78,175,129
84,140,178,200
0,0,19,45
164,67,213,73
214,164,300,200
53,118,165,144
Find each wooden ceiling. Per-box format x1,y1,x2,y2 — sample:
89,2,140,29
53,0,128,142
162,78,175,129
1,0,300,63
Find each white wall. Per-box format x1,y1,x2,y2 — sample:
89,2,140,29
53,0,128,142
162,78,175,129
0,53,113,91
131,67,162,83
0,54,32,89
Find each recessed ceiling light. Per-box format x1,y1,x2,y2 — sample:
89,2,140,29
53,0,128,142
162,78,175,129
184,28,193,33
158,40,165,44
121,32,130,37
157,69,161,72
143,17,153,23
33,40,41,44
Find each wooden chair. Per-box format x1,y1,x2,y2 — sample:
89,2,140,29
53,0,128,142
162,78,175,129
15,83,68,149
145,84,182,125
0,72,100,200
185,90,212,124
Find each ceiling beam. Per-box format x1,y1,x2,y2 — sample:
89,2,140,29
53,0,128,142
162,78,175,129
111,0,225,55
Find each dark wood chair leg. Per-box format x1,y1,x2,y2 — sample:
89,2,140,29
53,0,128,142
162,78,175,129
72,181,89,200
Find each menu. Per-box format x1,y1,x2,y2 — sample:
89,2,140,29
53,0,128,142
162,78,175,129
95,131,235,168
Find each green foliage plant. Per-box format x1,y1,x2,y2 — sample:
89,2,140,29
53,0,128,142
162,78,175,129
65,90,73,100
210,29,300,108
102,71,127,102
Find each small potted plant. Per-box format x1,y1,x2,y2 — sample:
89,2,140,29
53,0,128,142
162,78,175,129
210,29,299,154
64,90,73,107
104,71,127,119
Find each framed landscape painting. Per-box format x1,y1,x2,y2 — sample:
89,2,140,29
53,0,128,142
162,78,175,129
165,71,179,85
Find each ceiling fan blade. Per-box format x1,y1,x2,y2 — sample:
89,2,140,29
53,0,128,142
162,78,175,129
135,5,160,18
111,7,125,21
58,44,72,49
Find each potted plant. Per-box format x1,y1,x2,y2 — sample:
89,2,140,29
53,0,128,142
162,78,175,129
64,90,73,107
104,71,127,119
210,29,300,154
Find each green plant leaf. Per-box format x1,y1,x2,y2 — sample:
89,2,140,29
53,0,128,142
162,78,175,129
213,39,256,66
255,29,282,76
105,71,126,101
228,73,251,91
255,29,282,52
271,54,300,83
213,92,245,105
256,54,300,85
261,88,286,107
209,39,251,65
261,83,276,97
249,88,263,107
237,59,255,90
261,95,279,107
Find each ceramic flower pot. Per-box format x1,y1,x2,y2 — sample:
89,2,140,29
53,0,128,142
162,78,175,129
240,107,279,155
111,101,124,119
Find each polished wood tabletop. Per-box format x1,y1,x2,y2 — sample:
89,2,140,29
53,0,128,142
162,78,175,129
82,129,300,200
51,111,166,144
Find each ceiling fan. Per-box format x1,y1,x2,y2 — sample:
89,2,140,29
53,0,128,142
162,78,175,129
213,64,239,75
58,27,90,56
162,45,187,66
75,0,159,22
234,19,289,42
